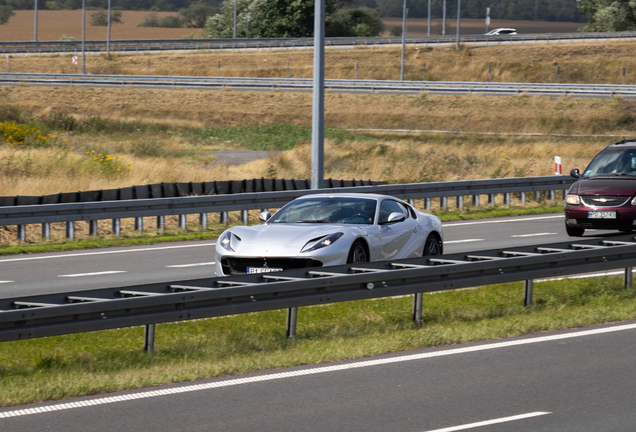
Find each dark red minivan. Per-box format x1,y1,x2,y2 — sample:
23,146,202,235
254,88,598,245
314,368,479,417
565,140,636,236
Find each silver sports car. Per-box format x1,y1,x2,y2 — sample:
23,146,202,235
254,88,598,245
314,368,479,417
215,193,443,276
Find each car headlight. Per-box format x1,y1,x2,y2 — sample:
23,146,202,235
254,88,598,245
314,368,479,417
631,197,636,206
219,231,237,252
566,194,580,205
301,232,344,253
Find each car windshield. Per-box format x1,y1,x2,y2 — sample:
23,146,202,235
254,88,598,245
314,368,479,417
269,197,377,224
583,148,636,178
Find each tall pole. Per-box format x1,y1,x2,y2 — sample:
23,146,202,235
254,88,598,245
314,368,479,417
233,0,237,39
82,0,86,74
427,0,431,36
34,0,38,41
455,0,461,50
107,0,111,58
442,0,446,36
400,0,407,81
311,0,325,190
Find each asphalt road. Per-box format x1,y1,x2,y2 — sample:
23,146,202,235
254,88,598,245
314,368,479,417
3,320,636,431
0,213,623,299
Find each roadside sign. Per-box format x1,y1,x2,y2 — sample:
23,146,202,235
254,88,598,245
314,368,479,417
72,56,78,65
485,16,490,26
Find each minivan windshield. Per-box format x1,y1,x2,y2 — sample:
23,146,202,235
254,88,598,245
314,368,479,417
583,148,636,178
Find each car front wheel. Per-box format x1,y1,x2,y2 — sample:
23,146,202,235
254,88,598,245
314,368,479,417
347,240,368,264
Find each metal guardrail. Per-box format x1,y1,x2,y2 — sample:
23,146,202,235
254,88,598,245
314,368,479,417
1,234,635,348
3,72,635,98
2,31,636,54
0,176,574,230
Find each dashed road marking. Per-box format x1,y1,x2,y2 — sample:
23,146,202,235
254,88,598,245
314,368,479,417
58,271,127,278
422,411,551,432
167,262,215,268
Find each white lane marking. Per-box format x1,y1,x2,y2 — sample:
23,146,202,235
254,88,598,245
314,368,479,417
0,243,216,264
444,239,484,244
0,281,13,284
58,271,127,278
422,412,551,432
511,232,557,238
167,262,215,268
443,215,563,227
2,322,636,420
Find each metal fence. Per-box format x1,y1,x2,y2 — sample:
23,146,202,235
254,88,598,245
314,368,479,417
1,234,634,352
3,73,636,98
0,175,574,242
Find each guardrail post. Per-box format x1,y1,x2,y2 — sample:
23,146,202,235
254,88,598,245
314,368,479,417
88,220,98,236
440,197,447,210
488,193,495,206
408,199,414,207
548,190,555,201
456,196,463,210
135,216,143,233
524,279,533,306
42,222,50,240
17,224,25,242
286,307,297,338
503,192,510,205
220,211,228,226
241,209,249,225
472,195,479,206
144,324,155,354
178,214,186,230
157,215,165,232
535,191,541,202
425,198,431,210
112,218,121,236
625,267,633,289
199,212,207,229
412,293,423,325
519,192,526,205
66,221,74,240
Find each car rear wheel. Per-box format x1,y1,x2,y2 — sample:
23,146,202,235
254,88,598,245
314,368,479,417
565,223,585,237
347,240,368,264
423,233,442,256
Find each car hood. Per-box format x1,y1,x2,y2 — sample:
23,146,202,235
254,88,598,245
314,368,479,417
223,223,359,256
570,178,636,196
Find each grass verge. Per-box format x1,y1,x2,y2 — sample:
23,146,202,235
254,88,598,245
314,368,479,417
1,275,634,407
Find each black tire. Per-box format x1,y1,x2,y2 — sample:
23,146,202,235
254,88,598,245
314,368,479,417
347,240,368,264
423,233,442,256
565,223,585,237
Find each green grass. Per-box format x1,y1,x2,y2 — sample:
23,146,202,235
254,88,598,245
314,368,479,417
188,124,376,151
1,275,634,407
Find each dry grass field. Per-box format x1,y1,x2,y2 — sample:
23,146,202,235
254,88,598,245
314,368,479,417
0,10,200,41
0,10,582,42
6,41,636,84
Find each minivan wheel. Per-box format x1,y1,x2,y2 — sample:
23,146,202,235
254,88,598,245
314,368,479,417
565,223,585,237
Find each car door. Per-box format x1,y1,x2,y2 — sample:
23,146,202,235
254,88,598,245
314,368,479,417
366,199,417,260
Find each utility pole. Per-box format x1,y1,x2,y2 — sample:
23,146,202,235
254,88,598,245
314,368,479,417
107,0,111,58
82,0,86,74
34,0,38,41
311,0,325,190
455,0,461,50
400,1,407,81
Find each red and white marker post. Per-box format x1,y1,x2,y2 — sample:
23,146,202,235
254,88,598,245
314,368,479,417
555,156,562,175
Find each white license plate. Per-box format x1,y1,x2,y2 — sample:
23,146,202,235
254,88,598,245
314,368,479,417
588,211,616,219
247,267,283,274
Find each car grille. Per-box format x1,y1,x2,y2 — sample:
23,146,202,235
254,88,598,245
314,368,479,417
581,195,631,207
221,257,323,275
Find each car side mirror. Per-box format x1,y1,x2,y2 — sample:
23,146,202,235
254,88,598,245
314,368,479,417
259,211,272,222
570,168,580,179
386,212,406,223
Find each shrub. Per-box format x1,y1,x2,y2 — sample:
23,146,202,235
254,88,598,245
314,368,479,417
90,10,123,27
